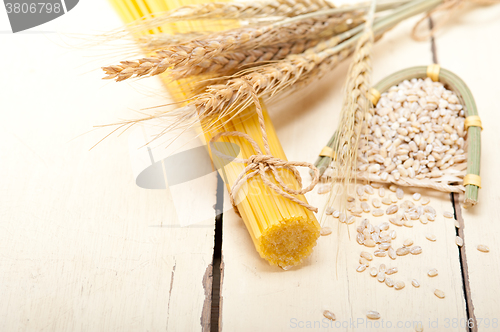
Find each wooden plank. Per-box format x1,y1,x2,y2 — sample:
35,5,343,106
219,17,468,331
0,3,217,331
436,4,500,331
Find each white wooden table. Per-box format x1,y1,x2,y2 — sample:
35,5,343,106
1,2,499,331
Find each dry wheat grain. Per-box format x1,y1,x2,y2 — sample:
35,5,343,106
403,239,414,247
366,311,381,320
456,236,464,247
434,289,445,299
427,268,438,277
411,279,420,288
396,247,410,256
443,211,454,218
388,247,396,260
360,251,373,261
394,281,405,290
320,227,332,236
477,245,490,253
356,264,367,272
425,233,437,242
323,310,336,321
410,246,422,255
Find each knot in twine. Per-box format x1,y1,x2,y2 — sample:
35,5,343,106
412,0,500,41
209,82,319,216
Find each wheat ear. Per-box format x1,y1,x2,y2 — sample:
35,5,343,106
102,12,364,81
328,0,377,210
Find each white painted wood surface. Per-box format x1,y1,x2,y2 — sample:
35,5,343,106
220,17,469,332
437,4,500,332
0,2,217,331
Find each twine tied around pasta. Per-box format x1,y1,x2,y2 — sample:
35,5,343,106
412,0,500,41
209,79,319,216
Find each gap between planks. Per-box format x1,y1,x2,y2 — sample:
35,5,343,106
432,16,477,331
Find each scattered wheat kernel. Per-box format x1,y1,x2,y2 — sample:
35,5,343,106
456,236,464,247
427,268,438,277
320,227,332,236
385,277,394,287
382,197,392,205
356,233,364,245
364,239,376,247
379,222,390,231
396,247,410,256
356,264,367,272
326,206,334,215
332,210,340,218
360,251,373,261
356,186,365,196
377,272,386,283
426,213,436,222
370,267,378,277
415,323,424,332
443,211,454,218
411,279,420,288
403,239,414,247
386,267,398,275
347,215,356,224
434,289,445,299
366,311,381,320
347,195,355,202
359,257,370,266
394,281,405,290
361,202,371,213
386,205,398,215
323,310,336,321
425,234,437,242
378,188,386,197
390,194,398,203
379,243,391,250
372,209,384,217
364,185,374,195
389,230,397,239
372,199,382,208
396,188,404,200
412,193,421,201
404,219,414,228
374,250,387,257
379,264,386,272
419,215,428,224
389,185,397,192
477,245,490,253
410,246,423,255
388,247,397,260
421,197,430,205
359,195,369,201
454,219,460,228
371,183,382,189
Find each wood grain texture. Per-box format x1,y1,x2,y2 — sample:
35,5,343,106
219,17,468,331
0,2,217,331
436,4,500,331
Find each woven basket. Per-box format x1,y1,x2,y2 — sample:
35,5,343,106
315,65,481,207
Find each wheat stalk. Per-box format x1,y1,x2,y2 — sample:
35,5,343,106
102,38,325,82
102,11,364,81
327,0,377,212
